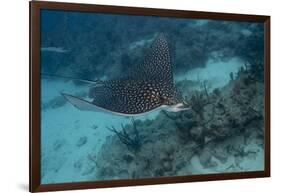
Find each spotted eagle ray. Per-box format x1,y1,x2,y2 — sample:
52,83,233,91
62,34,189,116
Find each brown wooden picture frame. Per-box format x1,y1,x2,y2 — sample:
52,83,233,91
30,1,270,192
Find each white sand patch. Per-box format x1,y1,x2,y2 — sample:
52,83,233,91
175,57,244,90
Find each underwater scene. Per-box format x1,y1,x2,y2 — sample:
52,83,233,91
40,10,265,184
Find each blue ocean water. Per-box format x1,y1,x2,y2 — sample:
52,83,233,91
40,10,265,184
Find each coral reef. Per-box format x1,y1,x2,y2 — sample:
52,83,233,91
94,69,264,180
41,11,264,80
106,118,142,153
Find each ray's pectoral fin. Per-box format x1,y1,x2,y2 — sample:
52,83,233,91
61,93,100,111
61,93,136,116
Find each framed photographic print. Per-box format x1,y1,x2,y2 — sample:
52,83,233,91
29,1,270,192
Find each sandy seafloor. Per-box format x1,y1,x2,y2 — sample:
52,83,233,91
40,57,264,184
